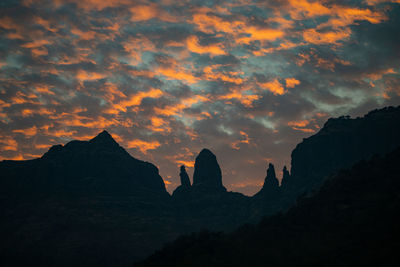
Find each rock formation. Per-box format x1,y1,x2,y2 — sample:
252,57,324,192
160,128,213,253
179,165,191,187
253,163,280,199
0,130,168,197
192,149,226,192
172,165,192,197
288,106,400,195
280,166,290,189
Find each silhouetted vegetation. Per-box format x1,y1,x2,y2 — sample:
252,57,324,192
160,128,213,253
135,147,400,267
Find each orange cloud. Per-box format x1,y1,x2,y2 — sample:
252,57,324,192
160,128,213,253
130,4,177,22
288,120,309,127
165,148,196,168
130,5,158,21
285,78,300,88
192,11,284,45
237,27,284,44
35,143,52,150
203,65,244,84
65,0,132,11
129,69,156,78
0,154,25,161
303,28,351,45
127,139,161,154
122,36,157,65
36,85,55,95
287,0,331,20
112,88,164,113
288,119,315,133
44,128,77,138
321,6,387,29
76,70,106,82
154,95,208,116
295,52,311,66
21,39,51,48
0,16,18,30
175,160,195,168
12,126,38,137
231,131,250,150
191,12,243,35
33,16,57,32
292,127,315,133
285,0,388,46
147,116,171,133
258,79,285,95
366,68,396,81
20,38,52,56
102,82,126,103
0,136,18,151
156,65,199,84
187,36,226,56
71,28,96,40
253,41,307,56
218,91,260,107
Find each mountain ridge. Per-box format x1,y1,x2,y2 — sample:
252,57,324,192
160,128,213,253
1,106,400,266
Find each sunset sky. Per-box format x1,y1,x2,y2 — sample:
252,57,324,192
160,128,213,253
1,0,400,195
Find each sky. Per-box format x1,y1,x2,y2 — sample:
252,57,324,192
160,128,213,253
1,0,400,195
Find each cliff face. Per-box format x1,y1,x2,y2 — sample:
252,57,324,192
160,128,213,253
250,106,400,219
0,130,168,197
192,149,227,192
288,106,400,194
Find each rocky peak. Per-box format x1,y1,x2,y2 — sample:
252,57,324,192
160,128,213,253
264,163,279,188
253,163,280,199
192,149,226,192
180,165,191,187
281,165,291,188
89,130,119,147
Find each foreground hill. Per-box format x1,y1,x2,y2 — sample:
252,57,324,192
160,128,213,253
134,146,400,267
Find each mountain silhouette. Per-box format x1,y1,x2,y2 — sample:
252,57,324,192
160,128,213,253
1,106,400,266
134,146,400,267
253,106,400,218
289,106,400,193
0,130,168,197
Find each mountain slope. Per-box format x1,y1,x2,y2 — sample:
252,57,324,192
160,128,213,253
253,106,400,218
288,106,400,193
135,146,400,267
0,130,167,196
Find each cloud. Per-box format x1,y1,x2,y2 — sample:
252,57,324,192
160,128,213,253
0,0,399,195
285,78,300,88
258,79,285,95
187,36,226,56
127,139,161,154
